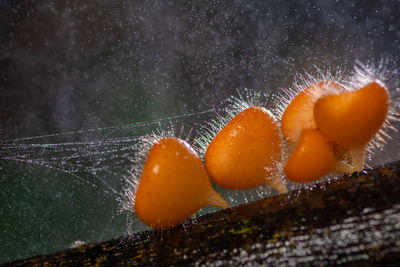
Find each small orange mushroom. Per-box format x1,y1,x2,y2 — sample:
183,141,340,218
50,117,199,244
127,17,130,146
135,137,229,229
281,81,345,145
284,129,352,183
205,106,287,193
314,81,389,171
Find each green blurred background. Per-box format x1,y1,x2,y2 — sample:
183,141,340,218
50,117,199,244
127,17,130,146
1,0,400,263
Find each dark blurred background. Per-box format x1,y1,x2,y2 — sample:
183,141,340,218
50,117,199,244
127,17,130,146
1,0,400,264
1,0,399,140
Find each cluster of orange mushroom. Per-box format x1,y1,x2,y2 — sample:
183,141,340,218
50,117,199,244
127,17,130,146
132,72,390,229
282,81,389,182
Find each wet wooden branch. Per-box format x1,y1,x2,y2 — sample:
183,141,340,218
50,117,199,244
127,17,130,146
5,161,400,266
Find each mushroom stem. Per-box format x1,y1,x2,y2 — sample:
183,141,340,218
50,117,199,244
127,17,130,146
206,191,230,209
349,145,366,172
266,173,288,194
335,160,356,174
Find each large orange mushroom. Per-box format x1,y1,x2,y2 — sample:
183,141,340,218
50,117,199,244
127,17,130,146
135,137,229,229
205,106,287,193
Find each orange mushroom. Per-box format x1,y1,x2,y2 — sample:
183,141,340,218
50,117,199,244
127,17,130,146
205,106,287,193
135,137,229,229
314,81,389,171
281,81,345,145
284,129,352,183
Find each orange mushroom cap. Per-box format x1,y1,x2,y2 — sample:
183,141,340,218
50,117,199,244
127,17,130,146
281,81,345,145
205,106,287,193
314,81,389,148
284,129,338,183
135,137,228,229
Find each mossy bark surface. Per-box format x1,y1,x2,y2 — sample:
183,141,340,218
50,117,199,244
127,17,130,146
4,161,400,266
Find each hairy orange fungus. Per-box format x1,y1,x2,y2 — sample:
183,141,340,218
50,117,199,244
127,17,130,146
314,81,389,148
284,129,352,183
205,106,287,193
314,81,389,172
135,137,229,229
281,81,345,145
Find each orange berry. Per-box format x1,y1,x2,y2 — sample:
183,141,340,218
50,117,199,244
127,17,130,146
135,137,229,229
205,107,287,193
281,81,345,144
314,81,389,148
284,129,351,183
